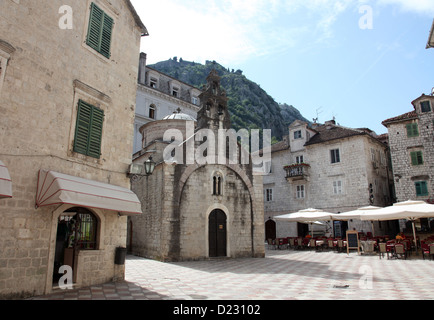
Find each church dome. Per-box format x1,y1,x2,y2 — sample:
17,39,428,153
163,113,197,121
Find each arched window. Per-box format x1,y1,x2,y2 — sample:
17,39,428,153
60,208,98,250
212,173,223,196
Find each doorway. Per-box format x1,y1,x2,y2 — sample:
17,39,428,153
53,207,98,285
209,210,227,257
265,218,276,241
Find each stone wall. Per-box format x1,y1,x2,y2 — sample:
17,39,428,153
386,99,433,202
0,0,142,298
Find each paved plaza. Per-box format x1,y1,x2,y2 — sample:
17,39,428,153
29,248,434,301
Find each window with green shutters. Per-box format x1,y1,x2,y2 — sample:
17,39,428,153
410,151,424,166
86,3,113,58
74,100,104,159
406,123,419,137
420,101,431,113
415,181,428,197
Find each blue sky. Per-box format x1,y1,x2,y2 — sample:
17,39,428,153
131,0,434,135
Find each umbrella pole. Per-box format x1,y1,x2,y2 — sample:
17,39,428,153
412,221,418,253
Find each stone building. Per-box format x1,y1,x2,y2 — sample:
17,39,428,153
128,70,265,261
0,0,146,298
264,120,394,238
133,53,201,153
382,93,433,204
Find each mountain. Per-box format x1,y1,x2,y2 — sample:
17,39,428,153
148,57,310,141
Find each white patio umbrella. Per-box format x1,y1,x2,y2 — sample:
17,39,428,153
334,206,381,237
360,200,434,250
275,208,338,237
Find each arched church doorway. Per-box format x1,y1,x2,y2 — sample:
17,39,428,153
265,218,276,241
209,210,227,257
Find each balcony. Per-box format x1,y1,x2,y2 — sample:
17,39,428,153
284,163,310,181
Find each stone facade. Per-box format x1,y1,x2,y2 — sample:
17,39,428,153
264,120,394,238
133,53,201,153
382,94,434,203
0,0,145,298
129,70,265,261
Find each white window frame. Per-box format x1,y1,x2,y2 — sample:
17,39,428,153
296,185,305,199
333,180,343,195
295,155,304,164
330,148,341,164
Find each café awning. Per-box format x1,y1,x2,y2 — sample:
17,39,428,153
0,161,12,199
36,170,142,215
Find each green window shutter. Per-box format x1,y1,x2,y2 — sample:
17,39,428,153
86,3,113,58
410,151,423,166
406,123,419,137
415,181,428,197
74,100,104,159
421,101,431,113
100,14,113,58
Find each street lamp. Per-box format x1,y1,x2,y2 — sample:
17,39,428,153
128,156,156,181
144,156,156,175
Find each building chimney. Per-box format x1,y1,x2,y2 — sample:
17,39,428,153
138,52,147,85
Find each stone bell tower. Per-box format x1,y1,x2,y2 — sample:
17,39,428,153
197,69,231,131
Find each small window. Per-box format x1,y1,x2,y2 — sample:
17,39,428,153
296,185,305,199
149,104,156,119
294,130,302,139
295,155,304,164
421,101,431,113
330,149,340,164
415,181,428,197
410,151,424,166
192,96,198,105
213,174,223,196
150,78,157,88
86,3,114,59
333,181,343,195
266,189,273,202
406,123,419,137
172,87,179,97
73,100,104,159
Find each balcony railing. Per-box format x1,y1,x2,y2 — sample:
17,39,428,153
284,163,310,180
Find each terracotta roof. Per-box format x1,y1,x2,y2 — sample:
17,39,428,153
382,111,418,127
304,124,366,146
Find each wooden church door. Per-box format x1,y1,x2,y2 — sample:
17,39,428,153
209,210,227,257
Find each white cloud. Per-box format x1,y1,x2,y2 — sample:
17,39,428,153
376,0,434,15
131,0,432,66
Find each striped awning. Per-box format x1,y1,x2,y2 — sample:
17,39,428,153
0,161,12,199
35,170,142,215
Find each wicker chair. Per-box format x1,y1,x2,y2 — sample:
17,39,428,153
394,244,406,260
378,242,388,259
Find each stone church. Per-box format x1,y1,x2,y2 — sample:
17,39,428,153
128,70,265,261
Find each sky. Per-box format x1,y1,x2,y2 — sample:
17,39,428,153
130,0,434,135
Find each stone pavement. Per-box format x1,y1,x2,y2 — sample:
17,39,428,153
29,249,434,301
